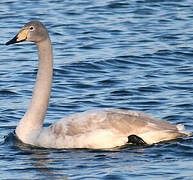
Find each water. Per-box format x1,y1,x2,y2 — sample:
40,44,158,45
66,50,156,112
0,0,193,179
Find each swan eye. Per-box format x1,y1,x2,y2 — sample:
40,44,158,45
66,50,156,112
29,26,34,31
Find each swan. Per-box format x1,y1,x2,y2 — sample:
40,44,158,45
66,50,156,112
5,21,191,149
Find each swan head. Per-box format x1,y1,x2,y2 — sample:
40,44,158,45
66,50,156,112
5,21,49,45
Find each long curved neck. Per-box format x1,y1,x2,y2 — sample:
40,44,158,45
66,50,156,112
16,38,53,144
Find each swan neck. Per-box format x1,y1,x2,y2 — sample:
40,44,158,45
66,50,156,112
16,37,53,144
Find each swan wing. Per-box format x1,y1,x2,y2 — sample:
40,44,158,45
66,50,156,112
37,109,185,149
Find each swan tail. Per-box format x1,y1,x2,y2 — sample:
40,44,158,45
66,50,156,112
176,124,192,137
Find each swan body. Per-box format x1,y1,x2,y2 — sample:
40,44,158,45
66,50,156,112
6,21,191,149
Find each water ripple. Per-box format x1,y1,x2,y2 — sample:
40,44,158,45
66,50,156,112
1,0,193,179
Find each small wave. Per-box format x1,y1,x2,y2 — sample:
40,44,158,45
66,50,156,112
3,131,18,146
0,90,17,96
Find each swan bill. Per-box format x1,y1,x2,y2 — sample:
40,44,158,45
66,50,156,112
5,29,28,45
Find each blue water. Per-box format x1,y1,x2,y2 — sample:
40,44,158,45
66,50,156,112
1,0,193,179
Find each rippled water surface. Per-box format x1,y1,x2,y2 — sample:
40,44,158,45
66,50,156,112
1,0,193,179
